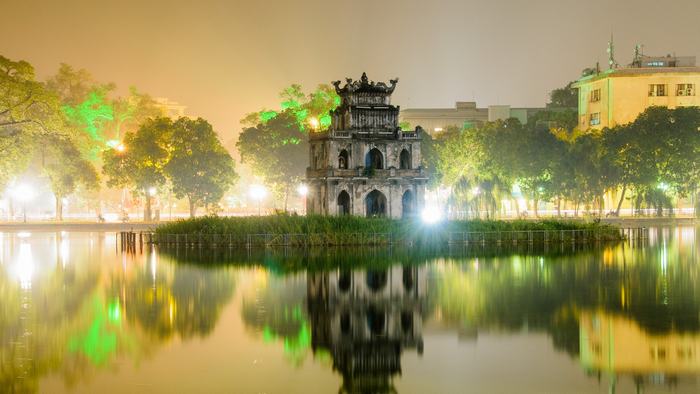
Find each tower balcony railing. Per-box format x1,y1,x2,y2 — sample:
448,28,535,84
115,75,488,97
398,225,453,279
308,128,422,140
306,167,425,179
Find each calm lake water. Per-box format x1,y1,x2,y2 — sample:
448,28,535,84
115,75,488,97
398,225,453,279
1,228,700,393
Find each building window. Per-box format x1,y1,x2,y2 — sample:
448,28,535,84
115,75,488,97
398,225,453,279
589,113,600,126
590,89,601,102
677,84,695,96
649,84,667,97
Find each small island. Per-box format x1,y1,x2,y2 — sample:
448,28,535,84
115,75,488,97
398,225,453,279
152,215,624,247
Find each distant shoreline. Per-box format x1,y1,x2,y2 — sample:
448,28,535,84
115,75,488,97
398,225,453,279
0,222,156,232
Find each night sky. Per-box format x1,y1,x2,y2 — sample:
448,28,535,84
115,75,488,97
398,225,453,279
2,0,699,143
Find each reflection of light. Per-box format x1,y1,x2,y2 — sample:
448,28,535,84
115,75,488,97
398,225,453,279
60,237,69,267
150,252,157,282
17,232,31,238
14,242,34,289
421,205,444,224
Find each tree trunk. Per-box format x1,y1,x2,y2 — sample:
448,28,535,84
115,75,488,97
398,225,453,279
556,197,561,217
55,195,63,221
189,198,196,218
615,185,627,216
144,195,151,222
284,184,290,212
533,195,539,218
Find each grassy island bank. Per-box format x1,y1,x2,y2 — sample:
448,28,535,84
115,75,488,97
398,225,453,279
153,215,624,247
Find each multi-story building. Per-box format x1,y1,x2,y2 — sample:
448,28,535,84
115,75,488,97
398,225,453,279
306,73,427,219
400,101,547,134
573,54,700,130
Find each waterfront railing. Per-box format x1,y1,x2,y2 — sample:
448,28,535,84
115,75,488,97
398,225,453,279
116,227,646,250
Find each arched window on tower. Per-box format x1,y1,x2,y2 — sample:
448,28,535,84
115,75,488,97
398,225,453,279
365,148,383,170
399,149,411,169
338,149,349,169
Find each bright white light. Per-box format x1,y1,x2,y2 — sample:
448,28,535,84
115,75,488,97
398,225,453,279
104,213,119,222
421,205,443,224
249,184,267,201
433,127,443,132
116,143,126,152
17,232,31,238
148,187,157,196
297,184,309,197
472,187,481,196
309,117,320,130
9,183,36,202
14,242,34,289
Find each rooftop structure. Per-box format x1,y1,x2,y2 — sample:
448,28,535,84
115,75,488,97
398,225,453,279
573,50,700,129
400,102,547,134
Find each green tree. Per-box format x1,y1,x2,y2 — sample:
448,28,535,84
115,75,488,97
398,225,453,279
237,112,308,210
0,56,63,189
43,135,100,220
166,118,238,217
102,117,172,221
547,81,578,109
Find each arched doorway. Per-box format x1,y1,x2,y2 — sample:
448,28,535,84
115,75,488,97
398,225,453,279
337,191,350,215
365,190,387,217
366,270,387,292
399,149,411,169
338,149,349,169
402,190,414,218
365,148,383,170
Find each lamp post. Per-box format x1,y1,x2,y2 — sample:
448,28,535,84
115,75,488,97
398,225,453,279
10,183,36,223
297,184,309,215
249,184,267,216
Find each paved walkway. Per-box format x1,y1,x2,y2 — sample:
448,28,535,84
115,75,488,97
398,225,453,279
0,222,157,232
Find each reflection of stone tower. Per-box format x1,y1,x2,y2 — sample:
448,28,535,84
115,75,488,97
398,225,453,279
307,266,426,393
306,73,427,218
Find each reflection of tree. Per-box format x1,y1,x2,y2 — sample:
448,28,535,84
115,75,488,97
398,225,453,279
240,272,311,365
0,240,107,392
0,237,236,392
433,240,700,360
109,252,235,340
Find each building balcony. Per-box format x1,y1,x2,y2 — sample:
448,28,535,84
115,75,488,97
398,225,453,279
306,167,425,179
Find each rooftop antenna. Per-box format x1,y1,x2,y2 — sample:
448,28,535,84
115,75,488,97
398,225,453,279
606,33,618,69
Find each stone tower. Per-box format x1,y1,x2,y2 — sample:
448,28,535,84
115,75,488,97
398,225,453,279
306,73,427,218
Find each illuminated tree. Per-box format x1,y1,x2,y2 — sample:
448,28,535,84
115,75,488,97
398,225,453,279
103,117,172,221
46,63,116,160
165,118,238,217
237,112,308,210
42,135,100,220
0,55,64,189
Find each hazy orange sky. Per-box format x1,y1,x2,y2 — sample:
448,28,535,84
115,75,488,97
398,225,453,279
2,0,699,144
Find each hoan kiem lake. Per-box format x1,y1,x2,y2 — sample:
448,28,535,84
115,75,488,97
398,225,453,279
2,227,700,393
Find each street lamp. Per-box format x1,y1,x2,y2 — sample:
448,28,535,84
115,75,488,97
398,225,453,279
297,184,309,215
309,117,320,131
10,183,36,223
249,184,267,215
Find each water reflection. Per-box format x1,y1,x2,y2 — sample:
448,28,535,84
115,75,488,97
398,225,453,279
0,228,700,392
307,266,427,393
